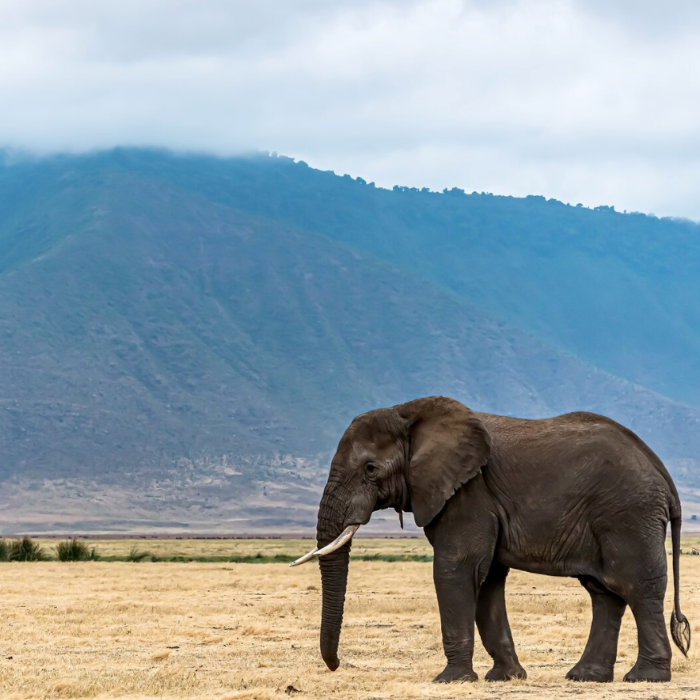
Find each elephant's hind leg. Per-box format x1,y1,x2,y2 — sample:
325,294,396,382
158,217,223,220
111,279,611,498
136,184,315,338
623,584,672,682
604,531,672,682
567,576,626,682
475,563,526,681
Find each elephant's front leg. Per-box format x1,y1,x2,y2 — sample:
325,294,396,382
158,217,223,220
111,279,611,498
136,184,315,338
476,563,527,681
432,552,484,682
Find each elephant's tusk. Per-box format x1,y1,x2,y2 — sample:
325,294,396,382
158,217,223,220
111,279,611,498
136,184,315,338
315,524,359,556
288,547,319,567
289,524,359,567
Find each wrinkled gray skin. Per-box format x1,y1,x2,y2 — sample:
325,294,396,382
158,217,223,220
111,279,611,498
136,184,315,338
316,396,690,683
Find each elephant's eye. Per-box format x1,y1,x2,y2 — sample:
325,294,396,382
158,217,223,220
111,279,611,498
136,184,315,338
365,462,379,477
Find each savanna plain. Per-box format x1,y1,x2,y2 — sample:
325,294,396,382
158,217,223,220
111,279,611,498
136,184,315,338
0,537,698,699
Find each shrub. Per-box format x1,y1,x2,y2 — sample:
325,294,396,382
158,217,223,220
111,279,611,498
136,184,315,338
127,545,153,562
9,537,46,561
0,539,8,562
56,538,99,561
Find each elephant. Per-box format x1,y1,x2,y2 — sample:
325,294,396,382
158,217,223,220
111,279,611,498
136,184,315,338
291,396,691,682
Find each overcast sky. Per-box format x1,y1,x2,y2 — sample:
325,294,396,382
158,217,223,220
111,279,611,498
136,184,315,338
2,0,700,219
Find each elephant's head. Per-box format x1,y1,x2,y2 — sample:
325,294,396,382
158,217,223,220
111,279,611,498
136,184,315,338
290,396,490,671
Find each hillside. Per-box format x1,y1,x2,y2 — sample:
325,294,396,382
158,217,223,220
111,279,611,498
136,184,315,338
0,149,698,532
58,149,700,407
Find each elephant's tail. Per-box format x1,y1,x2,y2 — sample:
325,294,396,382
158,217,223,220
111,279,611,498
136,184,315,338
669,513,691,656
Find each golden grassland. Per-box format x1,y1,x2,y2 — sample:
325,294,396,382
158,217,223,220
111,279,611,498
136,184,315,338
0,538,698,699
25,536,439,560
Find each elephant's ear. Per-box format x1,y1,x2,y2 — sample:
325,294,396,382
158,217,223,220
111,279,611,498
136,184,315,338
396,396,490,528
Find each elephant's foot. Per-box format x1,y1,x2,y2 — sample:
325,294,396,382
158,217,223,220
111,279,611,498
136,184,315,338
485,662,527,681
623,660,671,683
432,663,478,683
566,662,614,682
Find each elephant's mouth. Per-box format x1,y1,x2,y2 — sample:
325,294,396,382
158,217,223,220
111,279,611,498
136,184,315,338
289,524,360,567
374,495,390,510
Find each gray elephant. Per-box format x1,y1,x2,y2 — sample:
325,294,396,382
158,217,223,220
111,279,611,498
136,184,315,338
291,396,691,682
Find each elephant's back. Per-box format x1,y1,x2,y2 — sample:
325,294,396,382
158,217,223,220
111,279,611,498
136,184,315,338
477,410,666,474
476,410,678,522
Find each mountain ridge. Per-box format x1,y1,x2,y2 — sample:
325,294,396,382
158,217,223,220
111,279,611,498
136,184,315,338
1,149,698,531
31,147,700,405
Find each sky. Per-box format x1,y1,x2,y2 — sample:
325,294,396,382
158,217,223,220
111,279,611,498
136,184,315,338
2,0,700,220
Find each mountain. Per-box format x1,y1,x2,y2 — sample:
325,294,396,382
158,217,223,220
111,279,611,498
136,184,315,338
0,149,698,532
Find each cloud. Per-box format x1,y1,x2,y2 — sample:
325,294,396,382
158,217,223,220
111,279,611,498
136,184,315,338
1,0,700,219
573,0,700,39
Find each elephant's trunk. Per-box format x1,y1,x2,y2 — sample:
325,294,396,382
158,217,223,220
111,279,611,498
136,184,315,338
318,545,350,670
316,486,352,671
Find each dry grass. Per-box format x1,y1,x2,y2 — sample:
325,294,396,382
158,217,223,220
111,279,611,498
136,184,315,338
29,538,312,560
0,538,697,699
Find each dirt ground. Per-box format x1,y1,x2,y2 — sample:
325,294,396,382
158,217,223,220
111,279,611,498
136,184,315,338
0,538,698,699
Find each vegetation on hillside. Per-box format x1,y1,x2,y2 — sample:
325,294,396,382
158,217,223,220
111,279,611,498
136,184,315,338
1,150,699,530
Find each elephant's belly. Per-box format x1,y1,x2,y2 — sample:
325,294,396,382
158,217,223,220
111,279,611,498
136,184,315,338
496,549,586,577
495,525,602,578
